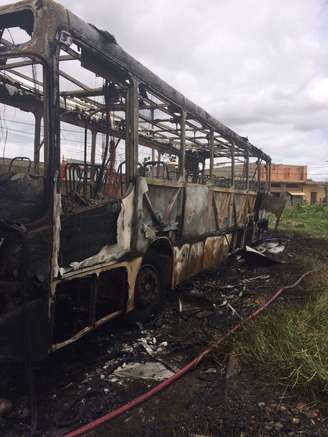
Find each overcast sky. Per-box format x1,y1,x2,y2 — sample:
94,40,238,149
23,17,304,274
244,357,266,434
1,0,328,179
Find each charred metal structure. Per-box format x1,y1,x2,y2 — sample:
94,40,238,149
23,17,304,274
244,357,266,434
0,0,271,360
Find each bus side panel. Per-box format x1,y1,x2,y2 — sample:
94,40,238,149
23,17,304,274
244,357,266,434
247,193,257,232
211,190,233,229
234,193,249,225
174,187,255,287
182,185,208,238
186,241,204,278
173,243,190,286
172,234,232,288
203,235,229,271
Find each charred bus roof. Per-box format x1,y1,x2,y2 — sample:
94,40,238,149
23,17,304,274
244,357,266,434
0,0,271,163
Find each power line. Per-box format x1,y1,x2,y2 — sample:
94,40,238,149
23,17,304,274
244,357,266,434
0,117,88,134
0,127,34,137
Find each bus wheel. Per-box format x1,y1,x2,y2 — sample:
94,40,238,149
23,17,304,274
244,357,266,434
129,264,163,322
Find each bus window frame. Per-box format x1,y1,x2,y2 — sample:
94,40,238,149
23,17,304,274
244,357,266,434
0,51,55,210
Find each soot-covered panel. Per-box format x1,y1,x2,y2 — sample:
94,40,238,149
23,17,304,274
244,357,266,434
60,201,121,266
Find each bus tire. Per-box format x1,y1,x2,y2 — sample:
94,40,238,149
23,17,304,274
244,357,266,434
127,264,164,323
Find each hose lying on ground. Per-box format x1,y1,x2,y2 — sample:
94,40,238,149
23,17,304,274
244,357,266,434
64,270,313,437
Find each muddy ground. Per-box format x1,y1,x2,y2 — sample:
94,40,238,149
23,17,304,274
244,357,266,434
1,232,328,437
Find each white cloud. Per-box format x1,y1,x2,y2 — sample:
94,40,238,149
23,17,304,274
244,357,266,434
307,77,328,105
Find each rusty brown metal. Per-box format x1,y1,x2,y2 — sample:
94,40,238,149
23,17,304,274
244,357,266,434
0,0,272,361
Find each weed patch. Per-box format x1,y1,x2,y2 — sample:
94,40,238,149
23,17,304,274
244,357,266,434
277,204,328,239
234,288,328,404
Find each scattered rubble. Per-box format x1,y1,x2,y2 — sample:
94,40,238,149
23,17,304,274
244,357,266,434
0,399,12,417
255,240,287,255
113,362,174,381
1,234,327,436
178,294,215,314
243,245,282,266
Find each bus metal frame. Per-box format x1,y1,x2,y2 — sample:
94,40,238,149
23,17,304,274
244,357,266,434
0,0,272,361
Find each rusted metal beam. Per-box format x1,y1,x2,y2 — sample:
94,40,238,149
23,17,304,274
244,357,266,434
3,55,74,70
139,112,180,139
231,143,235,188
5,68,43,87
140,135,180,157
246,149,249,190
209,128,214,180
90,130,97,165
179,111,186,179
60,87,104,98
126,79,139,181
33,112,42,174
59,70,92,92
257,158,261,190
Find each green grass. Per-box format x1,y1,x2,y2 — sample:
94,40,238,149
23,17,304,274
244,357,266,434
232,205,328,404
234,286,328,402
276,204,328,239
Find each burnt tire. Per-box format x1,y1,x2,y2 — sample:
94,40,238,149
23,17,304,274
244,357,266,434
127,264,163,323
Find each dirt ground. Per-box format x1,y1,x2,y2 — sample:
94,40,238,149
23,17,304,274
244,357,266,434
1,232,328,437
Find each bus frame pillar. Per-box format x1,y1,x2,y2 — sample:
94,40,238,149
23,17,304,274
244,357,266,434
179,110,186,180
126,79,139,183
209,128,214,181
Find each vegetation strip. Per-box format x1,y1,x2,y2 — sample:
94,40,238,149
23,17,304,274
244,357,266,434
235,277,328,402
276,204,328,239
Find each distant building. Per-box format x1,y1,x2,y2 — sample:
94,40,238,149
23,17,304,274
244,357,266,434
264,164,327,205
265,164,307,206
303,181,327,205
212,163,327,205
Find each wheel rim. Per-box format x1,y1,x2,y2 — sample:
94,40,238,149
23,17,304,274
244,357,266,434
135,265,161,309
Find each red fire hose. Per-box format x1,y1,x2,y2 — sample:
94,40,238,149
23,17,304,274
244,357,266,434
64,270,313,437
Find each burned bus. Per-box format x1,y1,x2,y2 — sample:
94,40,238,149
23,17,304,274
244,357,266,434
0,0,272,361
